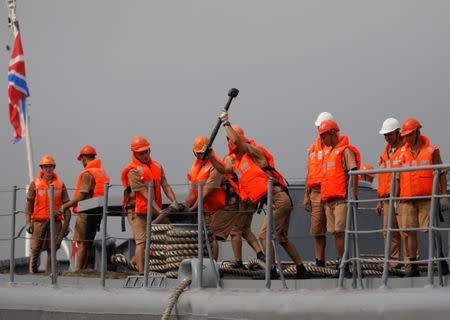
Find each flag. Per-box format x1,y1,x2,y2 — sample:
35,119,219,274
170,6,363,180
7,28,30,143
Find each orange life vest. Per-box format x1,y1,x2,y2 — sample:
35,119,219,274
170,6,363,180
399,135,438,198
321,135,361,202
121,155,163,216
73,159,110,213
32,171,64,221
187,159,226,214
306,136,330,189
377,141,405,198
233,154,269,203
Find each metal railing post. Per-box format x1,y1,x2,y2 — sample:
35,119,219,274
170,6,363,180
144,182,153,288
197,181,204,289
381,173,397,288
427,170,440,286
49,184,57,286
265,177,273,290
100,182,109,288
9,186,17,283
338,175,354,288
200,181,222,288
351,200,363,289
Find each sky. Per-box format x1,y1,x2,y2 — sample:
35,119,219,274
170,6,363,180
0,1,450,257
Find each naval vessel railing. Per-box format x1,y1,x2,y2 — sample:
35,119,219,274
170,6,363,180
339,164,450,289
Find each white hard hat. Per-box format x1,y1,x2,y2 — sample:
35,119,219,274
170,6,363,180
315,112,334,127
379,117,401,135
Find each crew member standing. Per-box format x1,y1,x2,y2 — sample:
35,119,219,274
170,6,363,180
207,110,312,279
375,118,406,268
397,118,449,276
61,146,110,271
319,120,360,278
26,155,71,273
185,135,236,260
121,135,179,274
303,112,333,268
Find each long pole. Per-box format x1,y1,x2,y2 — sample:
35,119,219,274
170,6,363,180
49,184,57,286
197,181,204,289
9,186,17,283
144,182,153,288
265,178,273,290
100,182,109,288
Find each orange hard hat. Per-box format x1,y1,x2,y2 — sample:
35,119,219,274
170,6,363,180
401,118,422,137
39,154,56,166
318,120,340,135
77,145,97,160
193,135,208,153
360,164,375,178
131,135,151,153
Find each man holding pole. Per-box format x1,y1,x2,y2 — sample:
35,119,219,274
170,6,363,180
121,135,179,274
206,110,312,279
60,145,110,271
26,155,71,273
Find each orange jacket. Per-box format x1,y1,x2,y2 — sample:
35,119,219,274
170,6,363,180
32,171,64,221
187,159,226,214
121,156,163,216
377,141,405,198
233,154,269,203
306,136,330,189
321,135,361,202
399,135,438,198
73,159,110,213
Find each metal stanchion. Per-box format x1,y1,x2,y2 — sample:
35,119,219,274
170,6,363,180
350,191,363,289
381,173,397,288
265,177,273,290
427,170,440,286
100,182,110,288
49,184,57,286
338,176,354,288
144,182,153,288
197,181,204,289
9,186,17,283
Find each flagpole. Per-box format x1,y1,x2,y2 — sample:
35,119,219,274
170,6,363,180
7,0,35,256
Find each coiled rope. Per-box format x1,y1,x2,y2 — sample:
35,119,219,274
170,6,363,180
160,278,192,320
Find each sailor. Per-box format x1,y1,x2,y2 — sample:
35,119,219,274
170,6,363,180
303,112,333,268
185,135,233,260
26,155,71,273
225,125,265,266
359,164,375,184
319,120,360,278
397,118,449,276
206,110,312,279
121,135,179,274
375,118,406,268
60,145,110,271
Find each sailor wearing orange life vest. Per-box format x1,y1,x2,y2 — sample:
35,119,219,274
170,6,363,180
25,155,71,273
374,118,406,268
396,118,449,277
319,120,360,278
206,109,312,279
303,112,333,268
60,145,110,271
184,135,235,260
121,135,179,274
225,125,266,267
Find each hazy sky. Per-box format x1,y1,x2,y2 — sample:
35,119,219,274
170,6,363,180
1,0,450,195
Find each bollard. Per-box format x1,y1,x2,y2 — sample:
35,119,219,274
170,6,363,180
265,177,273,290
9,186,17,283
49,184,57,286
100,182,110,288
197,181,204,289
144,182,153,288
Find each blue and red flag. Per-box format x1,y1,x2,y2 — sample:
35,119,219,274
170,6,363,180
7,28,30,143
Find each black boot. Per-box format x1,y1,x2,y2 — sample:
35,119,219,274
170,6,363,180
296,264,312,279
315,259,325,268
235,260,245,269
257,251,266,262
405,259,420,277
439,260,449,276
270,266,280,280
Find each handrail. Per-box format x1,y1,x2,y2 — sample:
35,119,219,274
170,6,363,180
348,163,450,175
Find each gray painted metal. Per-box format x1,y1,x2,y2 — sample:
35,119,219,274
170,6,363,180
265,178,273,289
9,186,17,283
100,182,109,288
144,182,153,288
197,181,204,288
49,184,57,285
